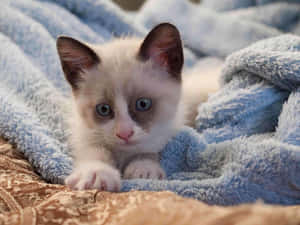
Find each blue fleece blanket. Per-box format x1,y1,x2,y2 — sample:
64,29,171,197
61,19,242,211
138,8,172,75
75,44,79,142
1,0,300,205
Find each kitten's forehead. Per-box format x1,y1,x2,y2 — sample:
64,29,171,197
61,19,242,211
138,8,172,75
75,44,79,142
83,38,181,103
93,38,142,72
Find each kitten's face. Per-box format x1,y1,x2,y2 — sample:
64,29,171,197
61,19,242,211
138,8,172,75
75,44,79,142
57,23,184,152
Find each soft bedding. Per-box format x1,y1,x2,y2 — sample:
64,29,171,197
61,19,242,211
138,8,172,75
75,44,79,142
0,0,300,206
0,138,300,225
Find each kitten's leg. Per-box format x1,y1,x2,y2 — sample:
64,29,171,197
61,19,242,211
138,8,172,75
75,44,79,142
123,154,165,180
65,148,121,192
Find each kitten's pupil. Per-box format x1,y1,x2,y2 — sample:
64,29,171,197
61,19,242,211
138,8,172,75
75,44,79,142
96,103,112,117
136,98,152,111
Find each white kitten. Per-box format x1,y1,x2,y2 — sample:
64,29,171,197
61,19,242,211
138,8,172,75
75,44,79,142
56,23,220,191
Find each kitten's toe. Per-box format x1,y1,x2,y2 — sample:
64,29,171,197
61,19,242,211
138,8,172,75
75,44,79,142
66,171,96,190
150,169,165,180
93,167,121,192
65,172,81,188
124,159,165,180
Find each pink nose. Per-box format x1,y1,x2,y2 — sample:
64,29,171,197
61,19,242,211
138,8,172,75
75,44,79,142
116,130,134,142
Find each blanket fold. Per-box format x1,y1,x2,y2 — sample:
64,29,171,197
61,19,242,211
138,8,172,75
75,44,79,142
0,0,300,205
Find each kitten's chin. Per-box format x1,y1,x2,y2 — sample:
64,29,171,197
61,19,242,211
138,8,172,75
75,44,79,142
113,139,152,153
115,143,139,152
118,140,137,147
113,133,148,150
113,136,168,154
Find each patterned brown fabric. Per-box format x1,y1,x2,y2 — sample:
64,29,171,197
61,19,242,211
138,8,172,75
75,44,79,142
0,138,300,225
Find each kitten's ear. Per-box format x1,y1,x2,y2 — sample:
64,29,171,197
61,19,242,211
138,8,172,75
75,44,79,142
138,23,183,80
56,36,100,90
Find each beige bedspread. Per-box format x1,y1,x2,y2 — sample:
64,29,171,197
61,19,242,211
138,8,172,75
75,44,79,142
0,138,299,225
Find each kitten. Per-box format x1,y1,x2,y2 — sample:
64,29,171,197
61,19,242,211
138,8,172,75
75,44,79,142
56,23,220,192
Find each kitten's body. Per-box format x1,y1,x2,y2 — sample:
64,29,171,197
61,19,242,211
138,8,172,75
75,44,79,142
57,23,220,191
182,61,221,126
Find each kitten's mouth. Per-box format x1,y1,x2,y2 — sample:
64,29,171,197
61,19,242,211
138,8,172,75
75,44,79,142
119,139,137,146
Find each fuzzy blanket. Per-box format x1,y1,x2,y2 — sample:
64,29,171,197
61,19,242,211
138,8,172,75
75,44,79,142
2,138,300,225
0,0,300,205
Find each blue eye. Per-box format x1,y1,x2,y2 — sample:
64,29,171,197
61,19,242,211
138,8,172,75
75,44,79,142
136,98,152,111
96,103,112,117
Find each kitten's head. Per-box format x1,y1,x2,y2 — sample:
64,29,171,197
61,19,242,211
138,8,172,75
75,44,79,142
57,23,184,153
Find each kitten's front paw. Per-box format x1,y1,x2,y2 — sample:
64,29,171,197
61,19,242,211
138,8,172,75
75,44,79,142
65,162,121,192
123,159,165,180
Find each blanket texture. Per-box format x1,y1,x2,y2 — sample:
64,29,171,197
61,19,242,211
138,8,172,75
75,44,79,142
0,0,300,205
2,138,300,225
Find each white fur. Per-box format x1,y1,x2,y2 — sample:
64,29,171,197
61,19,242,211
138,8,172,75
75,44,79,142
62,37,221,191
182,59,222,126
65,160,121,191
123,159,165,179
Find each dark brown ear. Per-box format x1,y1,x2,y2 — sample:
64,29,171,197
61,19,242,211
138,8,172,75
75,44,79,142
138,23,183,80
56,36,100,90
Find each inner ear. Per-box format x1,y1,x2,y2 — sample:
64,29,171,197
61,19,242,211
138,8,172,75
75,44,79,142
138,23,183,80
56,36,100,90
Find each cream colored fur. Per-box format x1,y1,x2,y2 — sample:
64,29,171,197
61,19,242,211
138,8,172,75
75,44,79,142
182,62,222,126
63,38,221,191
